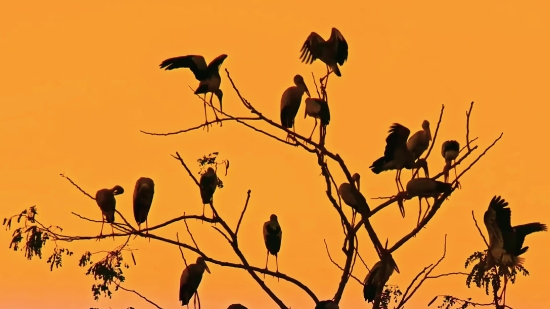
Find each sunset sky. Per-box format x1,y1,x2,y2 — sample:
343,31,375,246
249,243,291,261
1,0,549,308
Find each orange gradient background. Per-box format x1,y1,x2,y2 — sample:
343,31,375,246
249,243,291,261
1,0,549,308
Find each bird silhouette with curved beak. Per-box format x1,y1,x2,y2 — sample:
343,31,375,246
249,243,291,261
95,185,124,240
280,75,311,143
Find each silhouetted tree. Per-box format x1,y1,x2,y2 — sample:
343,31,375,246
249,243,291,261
5,70,525,309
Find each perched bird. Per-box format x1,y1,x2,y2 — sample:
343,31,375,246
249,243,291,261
405,178,453,225
338,173,368,214
406,120,432,160
159,54,228,126
484,196,547,268
441,140,460,183
227,304,248,309
200,167,219,218
95,186,124,239
179,256,211,306
315,300,339,309
263,214,282,279
304,98,330,141
300,28,349,82
363,258,398,304
370,123,429,192
280,75,311,142
483,196,547,304
133,177,155,237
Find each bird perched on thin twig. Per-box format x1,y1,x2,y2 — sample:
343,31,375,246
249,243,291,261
95,185,124,240
200,167,218,218
363,257,399,304
300,27,348,83
370,123,429,192
179,256,211,306
338,173,369,214
263,214,282,280
407,120,432,179
405,178,453,226
159,54,228,128
281,75,310,142
133,177,155,238
304,98,330,141
441,140,460,183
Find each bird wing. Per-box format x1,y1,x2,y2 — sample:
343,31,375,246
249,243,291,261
484,196,508,252
180,266,190,287
383,123,410,160
262,221,269,243
300,32,325,64
330,27,348,65
159,55,208,80
305,98,322,115
207,54,228,71
511,223,547,253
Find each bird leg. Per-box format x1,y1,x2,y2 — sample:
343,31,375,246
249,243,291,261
209,93,222,127
308,119,318,141
416,197,423,229
453,164,462,189
202,94,211,132
264,251,269,279
394,170,402,192
397,170,406,191
422,198,432,222
97,218,105,242
201,203,206,225
275,255,279,282
146,220,150,243
110,223,115,240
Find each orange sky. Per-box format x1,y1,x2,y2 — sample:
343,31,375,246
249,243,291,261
1,0,549,308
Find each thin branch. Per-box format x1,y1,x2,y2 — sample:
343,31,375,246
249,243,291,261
472,210,489,248
176,232,188,267
59,173,95,200
323,239,363,286
235,190,252,235
115,282,163,309
466,101,474,151
140,116,262,136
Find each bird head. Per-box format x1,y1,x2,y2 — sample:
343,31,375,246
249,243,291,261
352,173,361,190
111,185,125,195
270,214,278,222
196,256,211,274
214,89,223,111
206,167,216,175
422,120,432,140
293,74,310,97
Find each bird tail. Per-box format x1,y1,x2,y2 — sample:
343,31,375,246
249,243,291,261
280,111,294,129
512,256,525,266
331,64,342,77
201,189,214,204
370,157,386,174
435,181,453,193
363,283,377,302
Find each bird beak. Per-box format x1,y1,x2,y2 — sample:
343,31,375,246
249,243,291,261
304,84,311,97
304,105,307,119
356,178,361,192
204,264,211,274
394,264,401,274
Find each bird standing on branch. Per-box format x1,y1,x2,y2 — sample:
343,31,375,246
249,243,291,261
300,27,348,86
199,167,219,219
304,98,330,141
405,178,452,226
159,54,228,128
441,140,460,184
406,120,432,178
133,177,155,238
370,123,429,192
363,257,399,305
280,74,310,143
95,185,124,240
179,256,211,307
263,214,282,280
